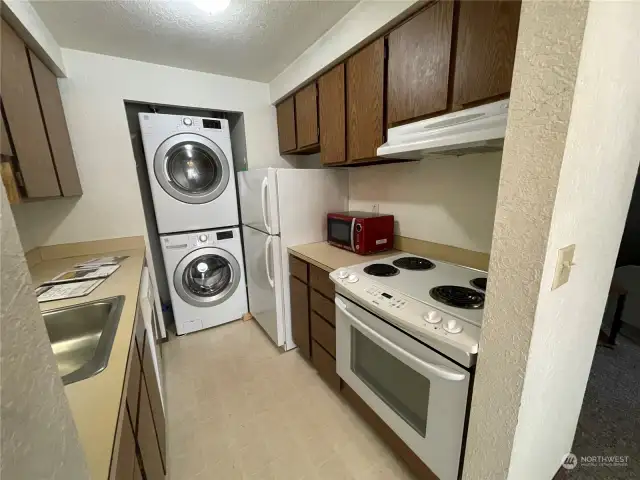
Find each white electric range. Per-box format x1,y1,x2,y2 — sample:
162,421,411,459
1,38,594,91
330,253,487,480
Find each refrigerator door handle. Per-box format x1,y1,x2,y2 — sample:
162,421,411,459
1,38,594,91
261,177,271,234
265,235,275,288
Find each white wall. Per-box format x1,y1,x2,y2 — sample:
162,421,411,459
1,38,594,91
508,2,640,477
269,0,419,103
12,49,292,250
2,0,66,76
349,153,502,253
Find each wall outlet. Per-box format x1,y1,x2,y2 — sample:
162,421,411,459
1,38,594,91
372,203,379,214
552,244,576,290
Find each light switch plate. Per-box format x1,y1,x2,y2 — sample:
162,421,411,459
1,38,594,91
552,244,576,290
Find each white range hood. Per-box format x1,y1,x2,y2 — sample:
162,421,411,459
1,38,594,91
377,99,509,159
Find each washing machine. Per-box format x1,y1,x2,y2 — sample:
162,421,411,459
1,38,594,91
139,113,239,234
161,227,247,335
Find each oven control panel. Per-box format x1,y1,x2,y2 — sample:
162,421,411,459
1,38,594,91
331,269,480,355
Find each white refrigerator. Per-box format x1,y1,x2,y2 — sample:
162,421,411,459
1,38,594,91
238,168,348,350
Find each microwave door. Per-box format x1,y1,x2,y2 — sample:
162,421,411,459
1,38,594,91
329,217,355,250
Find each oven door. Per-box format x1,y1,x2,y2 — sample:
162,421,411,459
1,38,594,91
336,294,470,480
327,216,355,251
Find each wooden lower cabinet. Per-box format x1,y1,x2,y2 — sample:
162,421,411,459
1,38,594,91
142,332,166,469
111,312,165,480
138,374,165,479
311,340,340,390
113,407,137,480
310,312,335,357
290,275,310,359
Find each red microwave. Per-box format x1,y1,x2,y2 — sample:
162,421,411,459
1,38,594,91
327,212,394,255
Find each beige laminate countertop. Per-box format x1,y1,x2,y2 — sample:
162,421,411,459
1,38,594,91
287,242,399,272
30,248,145,480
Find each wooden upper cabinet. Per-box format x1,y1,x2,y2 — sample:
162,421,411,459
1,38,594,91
387,1,454,126
29,50,82,196
346,38,385,163
1,20,60,198
276,96,297,153
452,0,522,106
294,82,319,149
318,63,346,165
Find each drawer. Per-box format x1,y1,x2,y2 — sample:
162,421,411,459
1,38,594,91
310,289,335,326
309,264,334,299
290,255,308,283
312,340,340,390
311,312,336,358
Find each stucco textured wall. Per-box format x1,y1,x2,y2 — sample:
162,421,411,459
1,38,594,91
462,1,589,478
0,185,89,479
509,1,640,477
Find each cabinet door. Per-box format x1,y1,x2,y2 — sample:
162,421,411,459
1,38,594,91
387,1,454,126
346,38,385,163
295,82,319,149
137,374,165,479
290,275,310,359
276,96,297,153
126,338,142,431
318,63,346,165
142,332,166,469
113,407,136,480
28,50,82,196
452,0,521,106
0,20,60,198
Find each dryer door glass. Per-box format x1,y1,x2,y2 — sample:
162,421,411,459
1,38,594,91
183,254,232,297
154,133,231,205
166,143,220,194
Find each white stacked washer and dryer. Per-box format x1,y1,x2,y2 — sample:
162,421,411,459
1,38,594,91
139,113,247,335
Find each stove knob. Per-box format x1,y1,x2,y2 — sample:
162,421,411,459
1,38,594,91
338,269,349,279
423,311,442,324
444,319,463,334
347,273,359,283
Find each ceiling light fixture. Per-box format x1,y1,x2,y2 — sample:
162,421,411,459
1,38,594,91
193,0,230,15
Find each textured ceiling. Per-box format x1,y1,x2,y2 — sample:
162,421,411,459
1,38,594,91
31,0,357,82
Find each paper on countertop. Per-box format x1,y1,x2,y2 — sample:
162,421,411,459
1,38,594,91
36,279,105,302
74,256,129,268
44,265,120,285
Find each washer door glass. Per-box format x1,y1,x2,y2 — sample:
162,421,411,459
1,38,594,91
167,143,220,194
173,247,241,308
154,133,230,205
183,254,231,297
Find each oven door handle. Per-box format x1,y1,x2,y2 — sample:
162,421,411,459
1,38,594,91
336,299,466,382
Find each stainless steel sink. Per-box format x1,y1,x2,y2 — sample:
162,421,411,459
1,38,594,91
42,296,125,385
